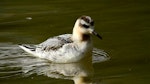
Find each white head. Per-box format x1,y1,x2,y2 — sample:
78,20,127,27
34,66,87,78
73,15,102,41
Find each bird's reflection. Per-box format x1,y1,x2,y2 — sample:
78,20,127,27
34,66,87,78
22,60,94,84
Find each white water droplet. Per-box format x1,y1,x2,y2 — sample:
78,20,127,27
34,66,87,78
26,17,32,20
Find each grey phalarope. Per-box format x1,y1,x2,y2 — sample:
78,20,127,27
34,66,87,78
19,15,102,63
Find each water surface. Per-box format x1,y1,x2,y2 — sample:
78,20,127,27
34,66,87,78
0,0,150,84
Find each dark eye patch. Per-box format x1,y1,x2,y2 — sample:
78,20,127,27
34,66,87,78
82,24,90,28
90,21,94,26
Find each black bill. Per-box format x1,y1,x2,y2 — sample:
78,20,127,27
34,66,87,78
92,31,102,40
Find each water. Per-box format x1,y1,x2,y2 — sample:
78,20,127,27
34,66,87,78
0,0,150,84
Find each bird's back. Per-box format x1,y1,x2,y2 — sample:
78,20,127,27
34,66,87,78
38,34,73,51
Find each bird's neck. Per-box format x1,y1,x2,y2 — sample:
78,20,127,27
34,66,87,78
72,28,91,42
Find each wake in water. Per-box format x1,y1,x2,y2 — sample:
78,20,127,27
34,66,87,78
0,43,109,80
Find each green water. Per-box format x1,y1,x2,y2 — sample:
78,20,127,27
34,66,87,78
0,0,150,84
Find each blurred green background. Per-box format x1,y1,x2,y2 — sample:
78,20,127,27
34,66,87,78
0,0,150,84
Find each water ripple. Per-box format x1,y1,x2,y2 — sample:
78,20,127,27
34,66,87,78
0,43,109,81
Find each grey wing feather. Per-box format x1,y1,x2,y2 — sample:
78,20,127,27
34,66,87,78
37,34,73,51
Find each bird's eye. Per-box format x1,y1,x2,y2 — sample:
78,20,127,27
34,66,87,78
82,24,89,28
91,21,94,26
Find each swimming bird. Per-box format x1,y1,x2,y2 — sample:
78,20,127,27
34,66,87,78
19,15,102,63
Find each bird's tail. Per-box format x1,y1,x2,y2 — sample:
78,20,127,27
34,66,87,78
19,44,37,56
